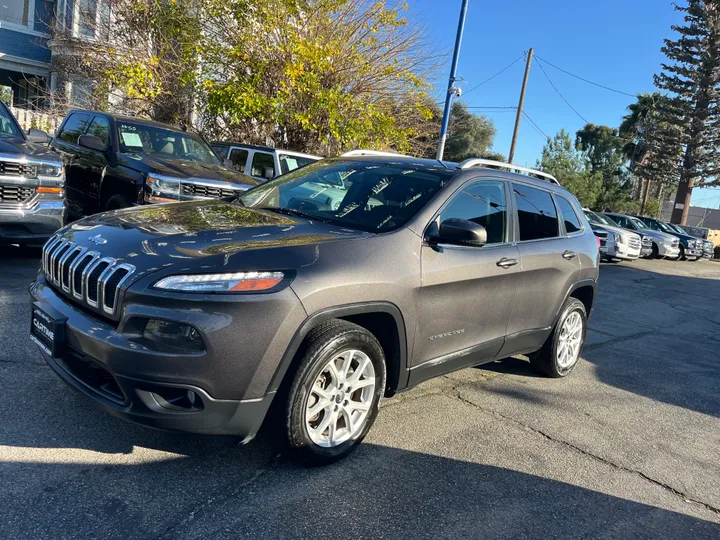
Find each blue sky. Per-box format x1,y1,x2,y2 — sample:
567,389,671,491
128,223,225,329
409,0,720,209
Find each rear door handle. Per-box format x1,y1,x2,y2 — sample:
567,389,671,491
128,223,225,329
562,250,577,260
497,257,518,268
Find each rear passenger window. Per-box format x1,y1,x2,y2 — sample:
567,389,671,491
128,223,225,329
556,195,583,234
57,113,92,144
439,181,507,244
230,148,249,172
513,184,559,241
251,152,275,177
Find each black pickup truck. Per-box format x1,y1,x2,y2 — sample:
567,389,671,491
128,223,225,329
0,100,65,245
50,110,258,219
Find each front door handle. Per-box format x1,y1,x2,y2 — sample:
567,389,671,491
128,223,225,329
562,250,577,260
497,257,519,268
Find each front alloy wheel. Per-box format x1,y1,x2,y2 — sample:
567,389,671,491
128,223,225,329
305,350,376,447
286,319,386,465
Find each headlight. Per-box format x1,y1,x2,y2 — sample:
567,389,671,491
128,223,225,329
37,162,64,182
613,233,623,244
146,174,182,202
154,271,286,292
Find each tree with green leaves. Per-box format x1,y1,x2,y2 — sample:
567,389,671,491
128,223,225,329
654,0,720,224
537,129,602,208
441,102,497,162
575,123,633,210
619,93,683,214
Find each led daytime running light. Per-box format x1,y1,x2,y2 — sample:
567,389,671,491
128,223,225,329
154,272,285,292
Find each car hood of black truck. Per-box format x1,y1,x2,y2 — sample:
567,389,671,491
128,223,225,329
0,135,59,161
119,153,259,187
57,200,370,282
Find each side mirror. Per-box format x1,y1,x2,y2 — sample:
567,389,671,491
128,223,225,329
27,128,49,144
261,166,275,179
78,135,106,151
436,218,487,247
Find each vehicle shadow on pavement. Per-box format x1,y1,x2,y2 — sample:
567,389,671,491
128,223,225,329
2,440,719,539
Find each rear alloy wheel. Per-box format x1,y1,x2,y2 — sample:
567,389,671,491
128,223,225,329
286,320,386,465
530,298,587,378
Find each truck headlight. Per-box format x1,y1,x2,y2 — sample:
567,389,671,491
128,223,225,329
154,271,286,292
146,174,182,203
614,233,623,244
37,162,64,182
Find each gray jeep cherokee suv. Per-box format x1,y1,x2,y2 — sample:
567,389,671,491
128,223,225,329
30,154,599,463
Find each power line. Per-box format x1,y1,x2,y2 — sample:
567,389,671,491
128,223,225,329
534,55,636,98
535,58,589,123
464,52,527,96
522,111,549,139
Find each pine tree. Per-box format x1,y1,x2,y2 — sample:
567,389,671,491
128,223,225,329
655,0,720,224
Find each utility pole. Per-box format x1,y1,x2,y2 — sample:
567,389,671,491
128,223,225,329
508,48,533,164
436,0,470,161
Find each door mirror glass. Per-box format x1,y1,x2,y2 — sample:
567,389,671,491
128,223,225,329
437,218,487,247
27,128,49,144
78,134,106,151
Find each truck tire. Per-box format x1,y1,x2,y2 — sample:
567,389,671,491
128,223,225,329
285,319,386,465
105,195,131,211
530,298,587,378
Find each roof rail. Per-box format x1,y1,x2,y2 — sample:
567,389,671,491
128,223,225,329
457,158,560,186
341,150,406,158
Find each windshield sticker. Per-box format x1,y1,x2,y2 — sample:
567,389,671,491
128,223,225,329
121,132,143,147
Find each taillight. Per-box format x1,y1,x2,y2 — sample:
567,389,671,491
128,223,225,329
596,236,601,249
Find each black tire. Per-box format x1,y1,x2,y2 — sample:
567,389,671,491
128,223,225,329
105,194,131,211
530,298,587,378
678,245,687,261
651,243,660,259
285,319,386,465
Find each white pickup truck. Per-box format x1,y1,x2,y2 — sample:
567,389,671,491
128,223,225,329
211,142,321,181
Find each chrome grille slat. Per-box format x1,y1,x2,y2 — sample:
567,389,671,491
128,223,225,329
41,235,135,317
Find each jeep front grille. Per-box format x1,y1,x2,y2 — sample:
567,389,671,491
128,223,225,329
42,235,135,316
0,184,35,204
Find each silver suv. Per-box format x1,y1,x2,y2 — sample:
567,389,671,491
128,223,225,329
30,155,599,463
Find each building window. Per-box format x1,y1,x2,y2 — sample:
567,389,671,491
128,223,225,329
0,0,31,27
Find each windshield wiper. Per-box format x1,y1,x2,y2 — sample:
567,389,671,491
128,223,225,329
263,207,332,223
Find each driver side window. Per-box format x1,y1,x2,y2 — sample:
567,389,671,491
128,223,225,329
439,181,507,244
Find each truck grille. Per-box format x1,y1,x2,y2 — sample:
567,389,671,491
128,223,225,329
0,161,37,177
181,182,242,199
628,236,641,250
42,235,135,317
642,235,652,247
0,184,35,204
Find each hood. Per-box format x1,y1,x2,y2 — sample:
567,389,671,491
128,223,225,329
639,228,677,243
0,136,60,162
57,200,370,280
119,153,259,187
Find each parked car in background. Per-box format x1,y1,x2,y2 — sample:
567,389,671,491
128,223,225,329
702,239,715,259
0,100,66,246
583,208,643,261
211,142,321,182
50,110,258,220
602,212,680,259
31,154,598,464
634,216,702,261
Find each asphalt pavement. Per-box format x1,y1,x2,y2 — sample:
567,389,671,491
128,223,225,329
1,245,719,539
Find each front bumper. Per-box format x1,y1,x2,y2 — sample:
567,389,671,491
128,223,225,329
602,243,640,260
683,247,702,259
640,245,653,258
658,244,681,258
0,199,66,244
28,275,305,439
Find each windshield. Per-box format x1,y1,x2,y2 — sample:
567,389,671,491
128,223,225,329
117,122,219,164
0,104,23,138
628,217,649,230
279,154,318,175
668,223,686,234
239,159,452,232
654,220,676,234
584,210,616,226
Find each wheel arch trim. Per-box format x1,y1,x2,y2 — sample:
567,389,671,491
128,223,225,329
268,301,409,395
